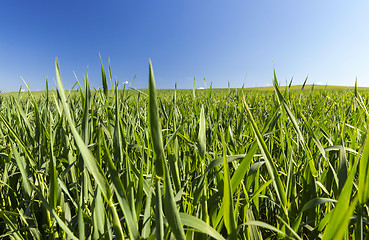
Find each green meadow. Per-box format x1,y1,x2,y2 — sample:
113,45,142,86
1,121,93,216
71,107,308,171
0,60,368,239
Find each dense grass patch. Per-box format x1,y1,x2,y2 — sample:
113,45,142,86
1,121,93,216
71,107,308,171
0,60,368,239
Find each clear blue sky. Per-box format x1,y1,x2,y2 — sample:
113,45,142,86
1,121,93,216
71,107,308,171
1,1,369,92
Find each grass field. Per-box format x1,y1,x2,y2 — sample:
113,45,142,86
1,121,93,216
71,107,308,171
0,60,368,239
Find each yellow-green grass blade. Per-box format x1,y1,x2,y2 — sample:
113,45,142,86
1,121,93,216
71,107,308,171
240,221,294,239
358,127,369,204
193,77,196,100
197,105,206,159
10,144,32,198
155,180,164,240
48,111,58,211
163,163,186,240
222,133,237,237
142,185,153,238
249,180,272,202
179,213,226,240
148,61,185,239
92,188,107,239
276,215,302,240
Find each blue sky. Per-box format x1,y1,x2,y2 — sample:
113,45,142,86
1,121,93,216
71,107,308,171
1,1,369,92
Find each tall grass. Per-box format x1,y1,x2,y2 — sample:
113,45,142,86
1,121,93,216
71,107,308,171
0,59,368,239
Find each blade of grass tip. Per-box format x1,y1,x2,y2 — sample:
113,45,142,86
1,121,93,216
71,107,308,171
108,58,114,90
198,106,206,159
99,54,109,97
288,77,293,90
299,76,308,104
148,60,185,239
149,60,165,178
193,77,196,100
55,58,124,239
242,96,288,212
221,133,237,237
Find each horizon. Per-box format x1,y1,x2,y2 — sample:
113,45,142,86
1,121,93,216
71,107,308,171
3,83,366,95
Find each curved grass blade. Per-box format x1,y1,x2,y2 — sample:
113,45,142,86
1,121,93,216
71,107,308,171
240,221,293,239
179,213,226,240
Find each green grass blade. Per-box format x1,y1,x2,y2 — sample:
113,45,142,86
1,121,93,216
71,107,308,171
322,148,360,239
163,164,186,240
149,60,165,178
11,144,32,198
155,181,164,240
100,54,109,97
197,106,206,159
179,213,226,240
358,126,369,203
221,133,237,237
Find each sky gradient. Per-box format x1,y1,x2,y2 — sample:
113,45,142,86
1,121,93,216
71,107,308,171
1,1,369,92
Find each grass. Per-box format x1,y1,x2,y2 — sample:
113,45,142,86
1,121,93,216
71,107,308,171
0,59,368,239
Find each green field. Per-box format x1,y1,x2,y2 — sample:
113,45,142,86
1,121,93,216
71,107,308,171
0,61,368,239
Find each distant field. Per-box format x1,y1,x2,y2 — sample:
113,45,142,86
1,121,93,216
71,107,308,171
2,84,369,98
